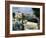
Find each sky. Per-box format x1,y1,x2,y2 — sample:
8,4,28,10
12,7,34,14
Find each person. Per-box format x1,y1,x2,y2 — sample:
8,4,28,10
13,13,24,31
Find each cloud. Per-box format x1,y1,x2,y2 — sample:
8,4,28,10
12,7,34,14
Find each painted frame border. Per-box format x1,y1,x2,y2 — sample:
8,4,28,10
10,4,42,34
5,1,45,37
